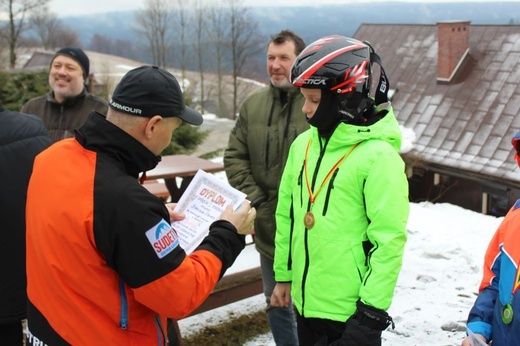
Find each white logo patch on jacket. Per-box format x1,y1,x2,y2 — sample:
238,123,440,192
146,219,179,258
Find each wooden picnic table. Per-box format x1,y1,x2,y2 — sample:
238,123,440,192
143,155,224,202
145,154,224,180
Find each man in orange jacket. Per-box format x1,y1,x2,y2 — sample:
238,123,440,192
25,65,255,345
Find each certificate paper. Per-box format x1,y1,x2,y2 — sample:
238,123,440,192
172,169,246,254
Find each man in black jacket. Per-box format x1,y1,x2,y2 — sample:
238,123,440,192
0,103,51,345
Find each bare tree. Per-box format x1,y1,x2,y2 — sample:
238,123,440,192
30,9,80,50
90,34,112,54
89,34,137,61
0,0,50,68
133,0,172,68
112,39,140,60
193,0,207,114
172,0,191,91
207,2,230,117
226,0,262,118
51,26,81,48
29,6,59,49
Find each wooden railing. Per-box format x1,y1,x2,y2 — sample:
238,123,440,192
168,245,263,346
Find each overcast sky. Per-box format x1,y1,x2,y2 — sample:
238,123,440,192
49,0,515,17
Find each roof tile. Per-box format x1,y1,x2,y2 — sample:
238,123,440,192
355,24,520,184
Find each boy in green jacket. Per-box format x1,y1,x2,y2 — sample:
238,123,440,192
271,35,409,346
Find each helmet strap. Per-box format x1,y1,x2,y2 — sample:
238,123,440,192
337,92,373,125
370,51,390,106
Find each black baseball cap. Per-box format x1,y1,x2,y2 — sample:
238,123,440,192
109,65,203,126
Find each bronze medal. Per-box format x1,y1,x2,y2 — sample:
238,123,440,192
302,141,360,231
304,211,315,229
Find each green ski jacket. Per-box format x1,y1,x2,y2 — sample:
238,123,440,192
274,105,409,322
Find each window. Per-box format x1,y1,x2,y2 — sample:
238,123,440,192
482,187,509,217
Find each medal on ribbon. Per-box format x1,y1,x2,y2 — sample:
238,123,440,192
303,140,360,230
304,211,315,229
502,303,513,324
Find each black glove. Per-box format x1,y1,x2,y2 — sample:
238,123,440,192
314,335,329,346
352,300,394,331
326,300,394,346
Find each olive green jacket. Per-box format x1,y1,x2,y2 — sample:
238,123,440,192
274,105,409,322
224,84,309,259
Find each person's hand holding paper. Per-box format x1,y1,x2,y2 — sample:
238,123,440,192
171,169,250,254
220,201,256,235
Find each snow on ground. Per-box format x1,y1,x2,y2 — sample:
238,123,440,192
177,163,504,346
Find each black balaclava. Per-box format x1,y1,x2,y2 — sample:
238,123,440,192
306,90,342,137
306,90,374,137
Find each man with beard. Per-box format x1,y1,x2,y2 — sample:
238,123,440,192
21,47,107,142
224,30,309,346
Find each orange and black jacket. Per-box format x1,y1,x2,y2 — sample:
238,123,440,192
25,111,245,345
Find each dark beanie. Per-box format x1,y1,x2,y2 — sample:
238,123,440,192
51,47,90,79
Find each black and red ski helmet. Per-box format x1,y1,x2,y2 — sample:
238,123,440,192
290,35,371,97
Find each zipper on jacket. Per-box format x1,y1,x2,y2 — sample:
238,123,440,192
288,200,295,271
363,240,374,267
311,137,330,188
297,163,304,207
362,179,371,225
154,315,167,346
283,101,292,139
265,101,275,169
265,132,270,168
322,168,339,216
53,105,65,142
301,136,330,316
119,277,128,330
363,241,379,285
267,99,275,127
301,225,310,315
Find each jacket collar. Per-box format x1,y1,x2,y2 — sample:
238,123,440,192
310,105,402,152
46,88,87,106
269,83,301,101
75,111,160,178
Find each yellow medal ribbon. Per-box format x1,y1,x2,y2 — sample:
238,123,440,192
303,139,360,229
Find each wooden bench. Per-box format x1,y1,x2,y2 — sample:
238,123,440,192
167,265,263,345
143,179,170,202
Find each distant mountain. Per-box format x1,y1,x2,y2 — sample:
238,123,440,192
56,2,519,79
253,1,520,43
62,2,520,45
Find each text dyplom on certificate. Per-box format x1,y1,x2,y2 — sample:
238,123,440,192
171,169,247,254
